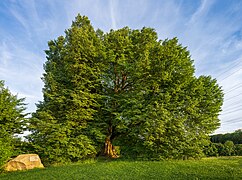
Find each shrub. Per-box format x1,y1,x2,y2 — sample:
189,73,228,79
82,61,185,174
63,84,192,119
222,141,235,156
204,143,219,157
235,144,242,156
0,137,13,170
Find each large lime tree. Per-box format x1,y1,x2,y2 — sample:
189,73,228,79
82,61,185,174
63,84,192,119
29,14,223,163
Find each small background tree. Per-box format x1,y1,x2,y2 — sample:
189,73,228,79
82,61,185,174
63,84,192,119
0,80,27,169
222,141,235,156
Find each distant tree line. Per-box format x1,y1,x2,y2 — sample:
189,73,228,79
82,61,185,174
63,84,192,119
203,130,242,157
210,129,242,144
204,141,242,156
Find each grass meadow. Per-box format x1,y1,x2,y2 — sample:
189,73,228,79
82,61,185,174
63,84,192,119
0,156,241,179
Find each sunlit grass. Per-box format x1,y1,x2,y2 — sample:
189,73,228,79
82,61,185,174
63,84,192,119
0,157,242,179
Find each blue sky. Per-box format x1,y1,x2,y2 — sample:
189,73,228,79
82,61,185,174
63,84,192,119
0,0,242,134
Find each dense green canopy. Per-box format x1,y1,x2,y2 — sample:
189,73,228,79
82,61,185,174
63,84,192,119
28,14,223,163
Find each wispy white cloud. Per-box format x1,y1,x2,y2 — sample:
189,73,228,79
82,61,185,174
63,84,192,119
188,0,215,25
0,42,12,67
109,0,117,29
0,40,44,113
9,7,30,34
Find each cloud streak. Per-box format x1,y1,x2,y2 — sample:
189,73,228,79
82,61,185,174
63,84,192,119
189,0,214,24
109,0,117,29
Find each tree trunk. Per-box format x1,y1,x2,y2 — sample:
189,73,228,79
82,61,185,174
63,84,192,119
103,136,119,158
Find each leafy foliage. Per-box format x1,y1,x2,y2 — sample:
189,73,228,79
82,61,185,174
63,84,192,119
0,80,26,169
95,28,223,159
203,143,219,157
222,140,235,156
0,81,26,135
0,133,13,170
235,144,242,156
28,14,224,163
28,15,103,164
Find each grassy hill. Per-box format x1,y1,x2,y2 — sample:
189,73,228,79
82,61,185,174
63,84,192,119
1,157,242,179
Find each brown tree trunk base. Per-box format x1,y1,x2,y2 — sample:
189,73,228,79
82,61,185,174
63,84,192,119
103,137,119,158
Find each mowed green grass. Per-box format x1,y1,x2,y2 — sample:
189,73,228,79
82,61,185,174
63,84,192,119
0,157,242,180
